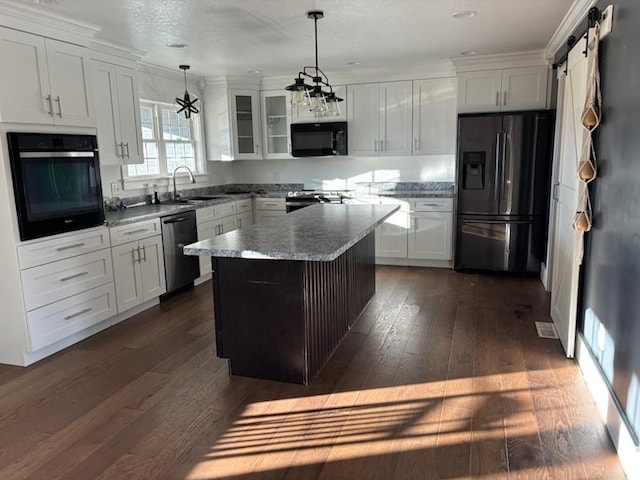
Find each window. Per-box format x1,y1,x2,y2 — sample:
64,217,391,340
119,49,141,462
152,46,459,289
126,101,201,178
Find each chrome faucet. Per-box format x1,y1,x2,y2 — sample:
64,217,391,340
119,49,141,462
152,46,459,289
172,165,196,200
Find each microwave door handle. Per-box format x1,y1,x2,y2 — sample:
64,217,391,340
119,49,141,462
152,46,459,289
331,131,337,154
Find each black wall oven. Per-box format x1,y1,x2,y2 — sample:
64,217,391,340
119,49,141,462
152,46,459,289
7,132,105,241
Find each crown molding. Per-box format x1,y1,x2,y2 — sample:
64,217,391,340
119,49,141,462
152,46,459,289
0,0,99,46
451,50,549,72
89,38,146,65
137,61,204,87
545,0,598,61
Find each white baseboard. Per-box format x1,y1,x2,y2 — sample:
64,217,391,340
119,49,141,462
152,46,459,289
576,335,640,480
194,273,212,286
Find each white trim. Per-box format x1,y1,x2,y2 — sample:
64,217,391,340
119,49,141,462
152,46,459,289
576,335,640,480
545,0,598,61
450,50,549,72
89,38,146,65
0,0,99,46
138,61,204,86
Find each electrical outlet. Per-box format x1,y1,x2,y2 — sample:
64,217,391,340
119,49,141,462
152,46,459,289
110,181,123,196
599,5,614,40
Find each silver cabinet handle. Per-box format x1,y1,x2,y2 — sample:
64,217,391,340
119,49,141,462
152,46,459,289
414,138,419,152
64,307,92,321
238,218,242,229
124,142,130,158
380,139,384,152
59,271,89,282
46,94,53,116
134,246,141,263
55,96,62,117
56,242,85,252
116,142,122,157
503,91,508,106
124,228,149,235
141,245,146,262
496,91,499,106
374,140,378,152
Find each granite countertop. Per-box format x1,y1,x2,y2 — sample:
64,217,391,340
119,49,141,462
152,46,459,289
104,194,252,227
183,204,399,262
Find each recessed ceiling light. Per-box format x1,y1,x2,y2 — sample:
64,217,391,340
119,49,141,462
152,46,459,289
460,50,479,56
347,61,361,66
166,43,187,48
453,10,477,19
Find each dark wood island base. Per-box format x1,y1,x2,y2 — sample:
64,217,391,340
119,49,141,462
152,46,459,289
212,232,375,384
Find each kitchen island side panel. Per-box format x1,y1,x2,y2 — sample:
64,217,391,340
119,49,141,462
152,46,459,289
304,231,375,382
212,231,376,384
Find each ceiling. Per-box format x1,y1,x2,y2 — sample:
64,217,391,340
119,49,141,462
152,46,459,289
15,0,574,78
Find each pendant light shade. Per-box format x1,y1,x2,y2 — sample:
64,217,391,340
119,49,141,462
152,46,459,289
174,65,199,120
286,10,342,117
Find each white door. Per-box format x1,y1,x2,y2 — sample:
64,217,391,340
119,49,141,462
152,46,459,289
92,60,121,164
549,40,589,358
46,39,94,127
0,28,52,124
501,66,549,111
379,81,413,156
457,70,502,113
408,212,453,260
112,242,143,313
347,83,379,156
116,66,144,164
412,77,457,155
139,235,166,302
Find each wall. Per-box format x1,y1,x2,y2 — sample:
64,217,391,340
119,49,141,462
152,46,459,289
218,154,455,189
580,0,640,442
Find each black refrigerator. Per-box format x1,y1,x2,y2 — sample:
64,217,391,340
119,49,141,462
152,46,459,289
454,111,554,273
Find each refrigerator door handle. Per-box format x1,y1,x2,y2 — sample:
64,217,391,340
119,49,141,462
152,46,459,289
500,131,508,202
494,132,502,203
462,219,532,225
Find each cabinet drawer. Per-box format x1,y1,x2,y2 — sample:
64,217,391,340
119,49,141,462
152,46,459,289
254,197,286,211
196,201,236,223
110,218,161,246
17,228,110,269
21,248,114,311
26,283,116,352
411,198,453,212
235,198,252,213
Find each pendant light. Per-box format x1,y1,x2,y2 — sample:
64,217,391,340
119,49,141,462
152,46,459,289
174,65,199,120
285,10,343,117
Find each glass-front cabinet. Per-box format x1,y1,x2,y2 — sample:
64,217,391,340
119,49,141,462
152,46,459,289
261,91,291,159
230,90,261,160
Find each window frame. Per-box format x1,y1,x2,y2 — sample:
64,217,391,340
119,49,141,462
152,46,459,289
123,100,205,181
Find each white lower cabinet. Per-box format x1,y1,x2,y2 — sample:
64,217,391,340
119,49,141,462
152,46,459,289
26,283,117,351
253,197,286,223
408,212,453,260
111,234,166,313
375,197,453,267
14,227,116,360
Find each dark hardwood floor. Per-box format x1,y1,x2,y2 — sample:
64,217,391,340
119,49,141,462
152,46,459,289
0,266,627,479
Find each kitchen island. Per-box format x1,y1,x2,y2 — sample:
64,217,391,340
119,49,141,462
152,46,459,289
184,204,398,384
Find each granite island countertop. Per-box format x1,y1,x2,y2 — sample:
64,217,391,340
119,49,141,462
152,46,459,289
183,203,399,261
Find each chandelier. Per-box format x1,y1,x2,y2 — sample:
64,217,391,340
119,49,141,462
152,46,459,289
285,10,343,117
174,65,199,120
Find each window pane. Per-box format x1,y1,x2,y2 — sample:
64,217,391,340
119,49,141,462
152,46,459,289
165,141,195,172
140,105,155,140
127,142,160,176
161,107,192,141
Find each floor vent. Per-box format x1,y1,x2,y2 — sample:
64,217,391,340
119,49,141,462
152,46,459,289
535,321,559,339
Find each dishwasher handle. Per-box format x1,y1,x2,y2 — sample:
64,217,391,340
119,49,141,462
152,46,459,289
163,214,195,224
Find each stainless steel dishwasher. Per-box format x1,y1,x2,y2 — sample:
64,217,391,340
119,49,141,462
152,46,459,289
161,210,200,294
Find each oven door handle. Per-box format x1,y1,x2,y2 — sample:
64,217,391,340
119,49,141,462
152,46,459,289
19,151,96,158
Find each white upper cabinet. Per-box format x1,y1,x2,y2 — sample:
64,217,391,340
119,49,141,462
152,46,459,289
412,77,457,155
91,60,143,164
348,81,412,156
0,27,93,126
261,91,291,159
457,65,548,113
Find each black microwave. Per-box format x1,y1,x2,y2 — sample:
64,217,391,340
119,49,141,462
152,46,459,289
290,121,347,157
